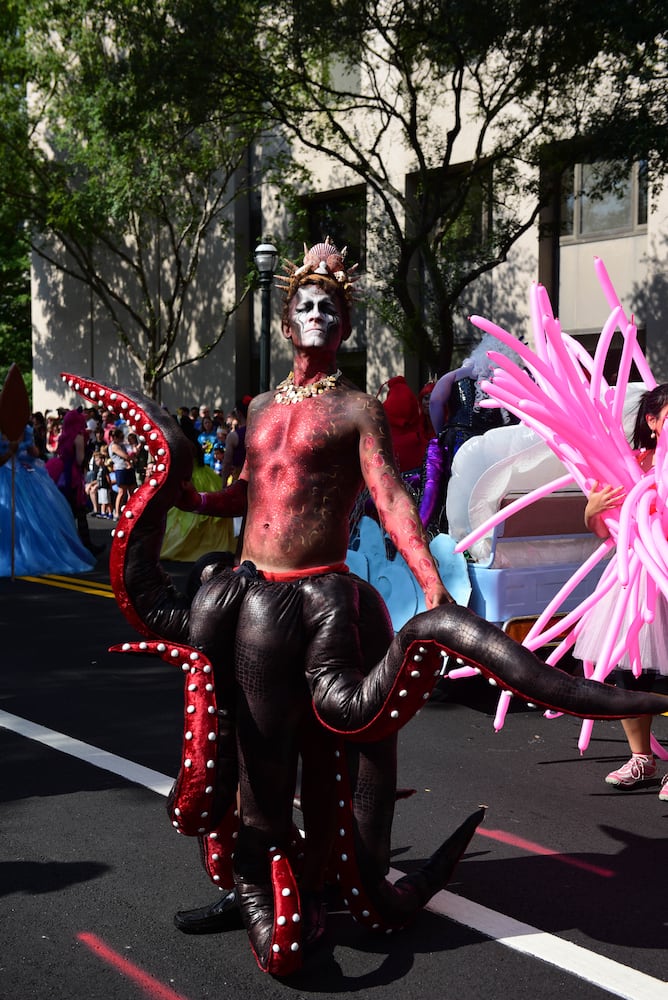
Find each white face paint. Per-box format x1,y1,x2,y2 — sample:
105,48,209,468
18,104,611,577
287,285,343,350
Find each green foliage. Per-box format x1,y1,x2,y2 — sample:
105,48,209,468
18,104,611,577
256,0,668,372
0,1,31,401
1,0,666,386
0,0,275,396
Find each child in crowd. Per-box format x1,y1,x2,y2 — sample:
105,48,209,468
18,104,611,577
95,452,114,518
213,446,225,478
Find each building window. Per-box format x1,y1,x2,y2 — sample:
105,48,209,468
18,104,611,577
560,160,647,240
302,186,366,270
436,164,492,258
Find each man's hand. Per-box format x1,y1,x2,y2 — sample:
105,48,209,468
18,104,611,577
425,583,456,609
176,479,202,512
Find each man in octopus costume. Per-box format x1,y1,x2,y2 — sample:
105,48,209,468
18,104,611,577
64,240,668,978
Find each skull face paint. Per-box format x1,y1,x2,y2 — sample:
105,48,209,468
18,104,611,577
285,285,343,351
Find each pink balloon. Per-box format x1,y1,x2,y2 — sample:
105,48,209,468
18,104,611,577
456,260,668,750
578,718,595,754
493,690,513,732
593,257,656,389
589,307,624,404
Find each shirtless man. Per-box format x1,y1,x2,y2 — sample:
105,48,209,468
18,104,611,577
173,240,453,941
186,252,449,604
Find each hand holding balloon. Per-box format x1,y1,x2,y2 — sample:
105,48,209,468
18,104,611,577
584,482,625,538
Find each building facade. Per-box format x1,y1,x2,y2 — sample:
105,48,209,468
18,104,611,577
31,143,668,416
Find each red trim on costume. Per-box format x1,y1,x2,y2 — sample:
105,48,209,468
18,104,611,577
259,562,349,582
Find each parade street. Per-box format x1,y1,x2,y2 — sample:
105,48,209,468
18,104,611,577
1,532,667,1000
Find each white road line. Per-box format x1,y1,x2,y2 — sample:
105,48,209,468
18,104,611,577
424,889,668,1000
2,708,666,999
0,710,173,797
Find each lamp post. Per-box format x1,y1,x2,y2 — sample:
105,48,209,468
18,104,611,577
254,242,278,393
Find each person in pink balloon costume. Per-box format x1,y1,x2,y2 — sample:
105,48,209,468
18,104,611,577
574,383,668,795
454,258,668,799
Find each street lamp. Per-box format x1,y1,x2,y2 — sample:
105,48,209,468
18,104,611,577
254,242,278,393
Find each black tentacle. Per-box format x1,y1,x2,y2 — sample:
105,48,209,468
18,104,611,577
308,603,668,740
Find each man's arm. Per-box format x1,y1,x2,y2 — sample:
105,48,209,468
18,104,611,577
177,468,249,518
358,397,453,608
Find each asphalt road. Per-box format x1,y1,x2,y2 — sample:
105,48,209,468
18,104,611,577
1,522,667,1000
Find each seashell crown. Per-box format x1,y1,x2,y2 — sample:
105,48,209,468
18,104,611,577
275,236,360,306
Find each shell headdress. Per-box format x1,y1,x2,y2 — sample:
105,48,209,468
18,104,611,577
275,236,360,305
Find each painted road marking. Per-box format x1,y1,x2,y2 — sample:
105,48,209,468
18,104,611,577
2,708,666,1000
78,933,191,1000
0,711,173,796
428,890,667,1000
476,826,614,877
17,574,115,598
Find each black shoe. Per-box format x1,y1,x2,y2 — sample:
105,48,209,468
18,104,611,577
174,890,241,934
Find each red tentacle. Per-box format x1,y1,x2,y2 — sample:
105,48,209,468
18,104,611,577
313,639,445,741
110,640,225,832
61,372,174,638
198,806,239,888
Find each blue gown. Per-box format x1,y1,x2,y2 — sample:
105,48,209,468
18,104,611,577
0,427,95,577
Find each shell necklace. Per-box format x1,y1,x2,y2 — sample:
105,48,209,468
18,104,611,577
274,369,342,405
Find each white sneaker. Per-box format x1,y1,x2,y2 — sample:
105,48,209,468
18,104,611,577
605,754,657,788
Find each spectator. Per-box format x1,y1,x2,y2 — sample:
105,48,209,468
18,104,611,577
46,408,104,555
46,413,61,456
30,412,48,460
214,425,228,451
101,409,117,445
127,432,149,485
378,375,427,473
109,427,136,519
197,415,218,468
221,398,248,483
94,452,114,518
212,445,225,478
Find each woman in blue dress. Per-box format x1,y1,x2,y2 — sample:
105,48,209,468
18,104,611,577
0,423,96,577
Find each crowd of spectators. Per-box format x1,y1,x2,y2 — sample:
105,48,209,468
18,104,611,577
29,394,253,523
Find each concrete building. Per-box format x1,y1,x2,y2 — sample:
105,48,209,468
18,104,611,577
31,142,668,415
